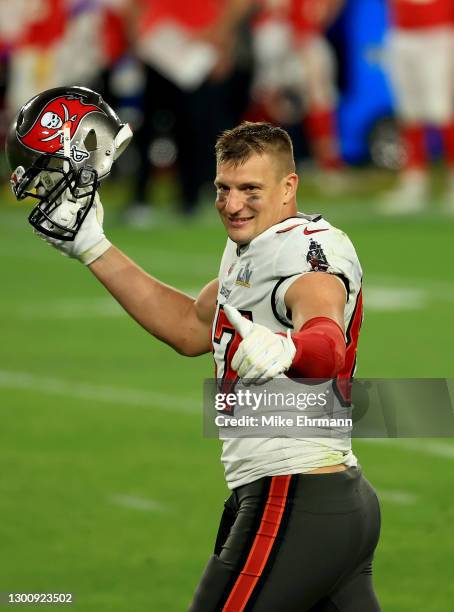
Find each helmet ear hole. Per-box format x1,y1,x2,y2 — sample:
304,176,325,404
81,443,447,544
84,129,98,151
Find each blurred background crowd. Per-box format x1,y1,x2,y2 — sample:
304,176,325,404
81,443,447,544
1,0,454,224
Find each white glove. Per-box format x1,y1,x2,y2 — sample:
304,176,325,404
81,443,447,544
35,192,111,265
224,304,296,385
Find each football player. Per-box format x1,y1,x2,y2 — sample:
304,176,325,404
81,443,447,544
251,0,346,187
383,0,454,213
122,0,255,222
5,0,68,113
6,89,380,610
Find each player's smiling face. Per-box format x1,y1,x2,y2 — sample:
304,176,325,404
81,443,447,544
215,153,298,245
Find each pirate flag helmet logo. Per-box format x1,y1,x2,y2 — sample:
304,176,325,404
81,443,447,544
20,95,101,159
5,86,132,240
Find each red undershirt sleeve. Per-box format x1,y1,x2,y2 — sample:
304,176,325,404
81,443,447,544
285,316,346,379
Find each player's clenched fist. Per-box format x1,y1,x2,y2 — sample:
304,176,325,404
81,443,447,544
224,304,296,385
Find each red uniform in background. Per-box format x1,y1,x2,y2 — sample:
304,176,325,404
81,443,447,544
5,0,129,115
137,0,225,35
6,0,69,113
292,0,344,172
383,0,454,213
291,0,331,35
255,0,330,34
124,0,254,220
134,0,233,90
251,0,345,175
16,0,66,49
102,4,128,66
390,0,454,29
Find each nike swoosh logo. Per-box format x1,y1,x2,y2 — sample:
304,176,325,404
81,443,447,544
304,227,329,235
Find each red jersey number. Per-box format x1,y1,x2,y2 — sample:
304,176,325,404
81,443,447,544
213,305,253,414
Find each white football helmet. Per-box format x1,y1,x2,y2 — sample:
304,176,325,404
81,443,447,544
6,85,132,240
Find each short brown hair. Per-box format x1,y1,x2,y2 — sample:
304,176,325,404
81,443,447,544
215,122,295,176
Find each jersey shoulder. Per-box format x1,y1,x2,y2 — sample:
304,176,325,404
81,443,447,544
274,215,362,282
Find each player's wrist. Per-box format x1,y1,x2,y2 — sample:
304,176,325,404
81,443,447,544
78,237,112,265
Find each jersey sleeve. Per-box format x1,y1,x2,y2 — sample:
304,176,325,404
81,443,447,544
272,223,362,328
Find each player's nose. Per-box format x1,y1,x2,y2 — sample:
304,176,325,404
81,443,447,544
224,190,244,214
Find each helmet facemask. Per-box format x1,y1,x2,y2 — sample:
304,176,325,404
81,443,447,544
11,152,99,241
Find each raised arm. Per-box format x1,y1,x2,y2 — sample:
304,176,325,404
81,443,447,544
6,84,217,359
26,189,217,357
90,247,218,356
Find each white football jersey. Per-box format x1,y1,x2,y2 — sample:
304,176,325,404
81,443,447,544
212,213,363,489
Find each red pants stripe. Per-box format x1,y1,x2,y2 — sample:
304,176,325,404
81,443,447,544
222,475,292,612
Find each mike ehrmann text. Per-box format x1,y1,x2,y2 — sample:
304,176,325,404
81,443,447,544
215,415,353,428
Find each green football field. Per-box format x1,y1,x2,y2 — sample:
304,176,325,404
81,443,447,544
1,170,453,611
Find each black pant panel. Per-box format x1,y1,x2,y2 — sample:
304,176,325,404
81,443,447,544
189,468,381,612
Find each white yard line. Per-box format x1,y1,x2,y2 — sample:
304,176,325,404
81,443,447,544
109,494,169,513
376,489,418,506
13,297,126,319
3,283,454,321
1,292,201,319
400,440,454,459
125,247,219,272
360,438,454,459
364,287,427,311
0,288,430,320
0,239,219,276
365,276,454,299
0,370,199,413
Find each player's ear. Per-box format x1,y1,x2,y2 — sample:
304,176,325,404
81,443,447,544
283,173,298,202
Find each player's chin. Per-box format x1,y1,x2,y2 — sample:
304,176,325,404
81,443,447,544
225,218,256,243
227,226,255,245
